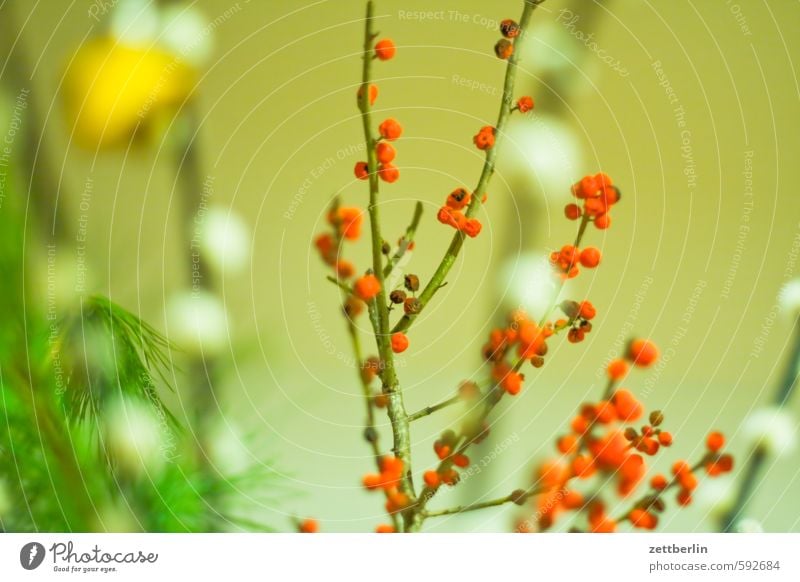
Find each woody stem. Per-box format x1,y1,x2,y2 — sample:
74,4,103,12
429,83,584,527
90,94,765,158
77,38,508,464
392,0,546,336
424,484,546,518
359,0,416,530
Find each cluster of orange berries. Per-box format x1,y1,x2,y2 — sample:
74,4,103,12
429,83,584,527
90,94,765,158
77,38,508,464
354,38,403,184
549,245,601,280
494,18,520,60
314,206,364,279
436,188,483,238
483,311,554,385
565,172,621,231
606,338,660,381
556,300,597,344
421,428,489,491
362,455,411,516
628,432,733,530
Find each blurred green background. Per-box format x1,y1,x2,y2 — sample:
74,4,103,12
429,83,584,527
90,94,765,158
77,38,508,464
2,0,799,531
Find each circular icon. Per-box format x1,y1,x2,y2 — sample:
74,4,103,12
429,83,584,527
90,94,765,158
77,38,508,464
19,542,46,570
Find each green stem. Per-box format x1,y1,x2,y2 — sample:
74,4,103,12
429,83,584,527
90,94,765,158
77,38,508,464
358,1,416,529
407,394,461,422
392,0,545,336
383,201,423,278
425,484,545,518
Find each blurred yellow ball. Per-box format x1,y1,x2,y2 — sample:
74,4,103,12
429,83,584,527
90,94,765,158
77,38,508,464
63,37,195,148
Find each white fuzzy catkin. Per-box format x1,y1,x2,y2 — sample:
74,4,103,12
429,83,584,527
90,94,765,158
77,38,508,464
104,397,165,478
110,0,161,46
694,476,736,519
503,114,583,202
778,278,800,315
741,406,797,458
159,4,214,67
166,290,229,355
735,518,764,533
199,206,251,275
499,252,563,317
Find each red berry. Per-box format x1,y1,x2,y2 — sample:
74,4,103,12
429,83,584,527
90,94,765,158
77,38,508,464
374,38,396,60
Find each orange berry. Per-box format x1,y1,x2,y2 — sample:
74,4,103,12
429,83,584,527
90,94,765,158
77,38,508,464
473,126,495,150
354,274,381,301
607,358,629,381
562,490,583,510
557,434,579,454
579,247,601,268
357,83,378,106
362,473,382,490
516,96,534,112
650,474,668,490
376,142,396,164
298,518,319,533
571,415,590,434
676,488,693,506
594,213,611,229
500,19,520,38
461,218,482,238
453,454,470,468
501,370,524,395
579,301,596,320
446,187,471,210
390,332,409,354
378,163,399,183
611,389,643,421
658,431,673,446
628,339,659,367
354,161,369,180
375,524,395,533
423,470,440,488
374,38,396,60
629,508,657,530
335,260,355,279
378,118,403,141
494,39,513,60
706,431,725,453
564,203,582,220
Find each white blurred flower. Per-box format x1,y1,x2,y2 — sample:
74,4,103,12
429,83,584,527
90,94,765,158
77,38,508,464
523,22,581,80
778,279,800,315
741,406,797,458
694,476,736,519
498,252,562,317
166,290,229,355
199,206,251,275
110,0,161,46
104,396,165,478
207,421,254,476
502,114,583,202
159,4,213,67
735,518,764,533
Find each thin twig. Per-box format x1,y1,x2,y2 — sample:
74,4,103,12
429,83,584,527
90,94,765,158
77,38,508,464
358,1,416,529
392,0,546,336
425,484,546,518
383,201,423,278
407,394,461,422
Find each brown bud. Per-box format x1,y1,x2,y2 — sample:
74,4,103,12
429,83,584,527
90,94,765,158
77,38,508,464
404,274,420,292
403,297,421,314
363,427,378,443
649,410,664,427
381,241,391,255
560,300,580,319
459,380,480,399
389,290,407,304
624,427,639,442
510,489,528,505
530,356,545,368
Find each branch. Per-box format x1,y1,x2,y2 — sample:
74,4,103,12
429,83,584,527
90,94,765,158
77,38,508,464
392,0,546,336
425,484,545,518
358,0,416,527
407,394,461,422
383,201,423,278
